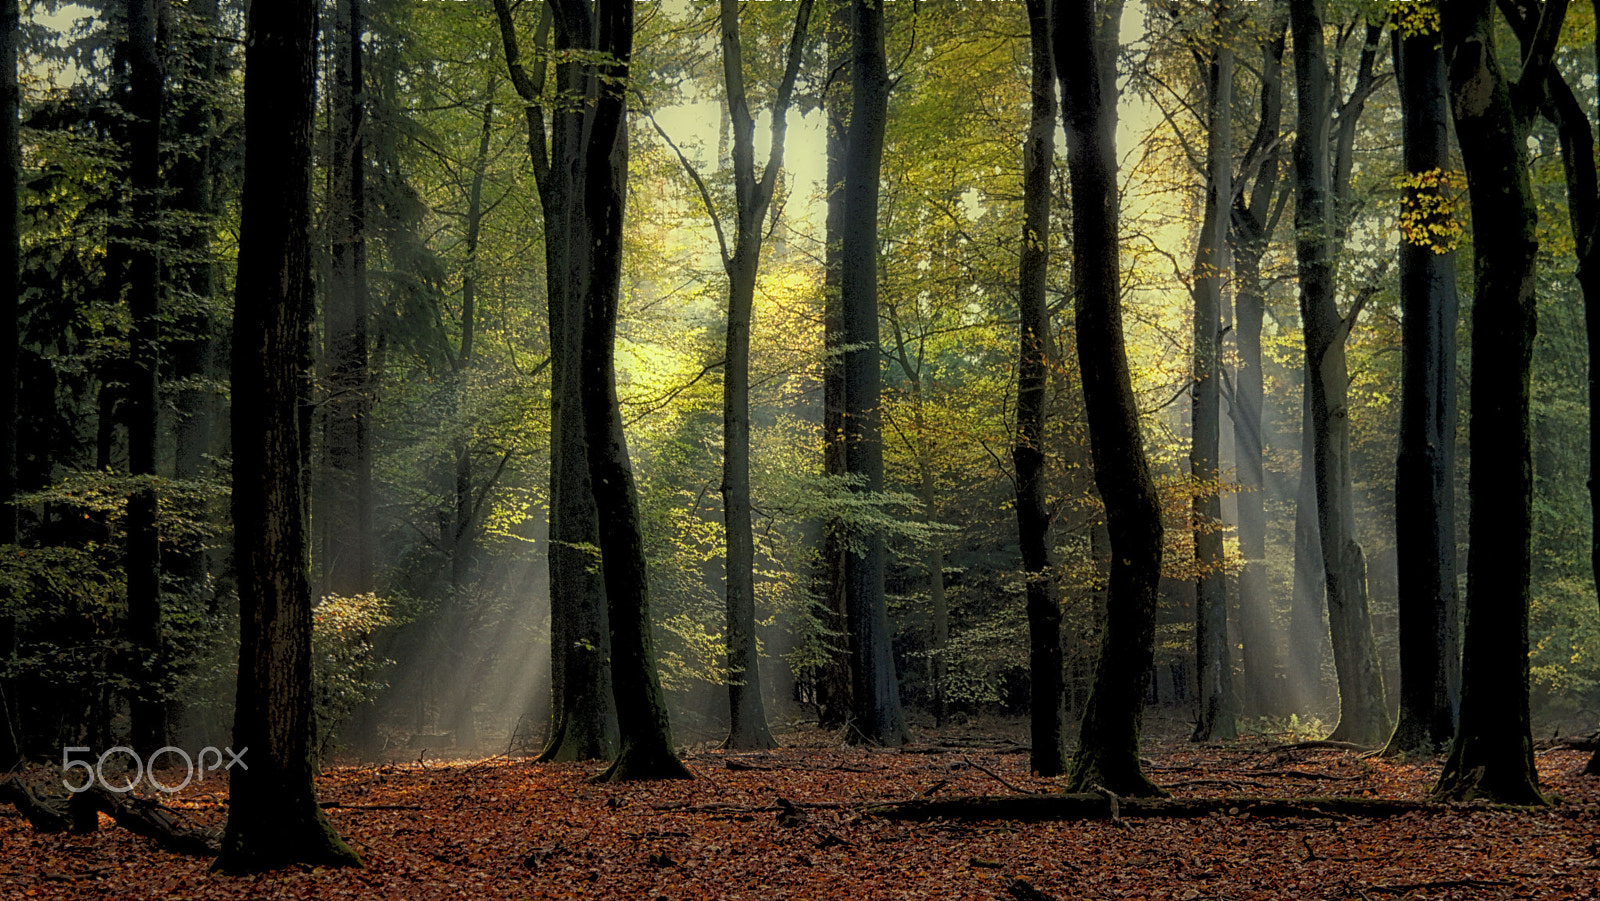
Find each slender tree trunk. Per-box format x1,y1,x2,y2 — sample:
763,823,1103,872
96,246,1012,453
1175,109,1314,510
0,0,21,768
1287,385,1329,711
1057,0,1165,798
816,1,852,729
840,0,907,748
716,0,811,751
493,0,618,762
1290,0,1389,747
1386,22,1461,756
1191,7,1235,742
1228,21,1287,716
323,0,372,598
1016,0,1063,777
125,0,166,758
1433,0,1566,805
217,0,361,871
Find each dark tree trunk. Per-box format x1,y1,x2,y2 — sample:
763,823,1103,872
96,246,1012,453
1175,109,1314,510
572,0,688,783
815,1,852,729
715,0,812,751
323,0,372,598
1289,0,1389,747
840,0,907,748
1227,19,1287,719
1016,0,1062,777
125,0,166,758
216,0,361,871
167,0,223,621
1191,6,1235,742
0,0,19,768
1432,0,1566,805
493,0,618,762
1056,0,1164,798
1385,21,1461,757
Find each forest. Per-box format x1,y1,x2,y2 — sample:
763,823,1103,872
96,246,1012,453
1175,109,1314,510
2,0,1600,896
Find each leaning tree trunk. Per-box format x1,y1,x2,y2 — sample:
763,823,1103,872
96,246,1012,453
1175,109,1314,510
1057,0,1164,798
1016,0,1064,777
493,0,618,763
216,0,361,872
1385,19,1461,757
1433,0,1565,805
840,0,907,748
1290,0,1389,748
1190,7,1235,742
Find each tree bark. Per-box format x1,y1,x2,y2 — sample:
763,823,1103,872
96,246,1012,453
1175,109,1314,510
322,0,372,599
1056,0,1164,798
840,0,907,748
1385,20,1461,757
1432,0,1566,805
1016,0,1063,777
1289,0,1389,747
493,0,618,763
216,0,361,871
1191,3,1235,742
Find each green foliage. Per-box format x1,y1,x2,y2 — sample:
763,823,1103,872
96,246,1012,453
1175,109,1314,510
312,594,396,759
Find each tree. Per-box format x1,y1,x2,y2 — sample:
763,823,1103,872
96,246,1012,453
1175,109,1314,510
1016,0,1064,777
711,0,813,751
216,0,362,871
568,0,690,782
1190,0,1236,743
493,0,618,763
1433,0,1568,804
322,0,373,598
0,0,20,769
1057,0,1165,797
1289,0,1390,747
124,0,166,757
840,0,908,747
1385,5,1461,756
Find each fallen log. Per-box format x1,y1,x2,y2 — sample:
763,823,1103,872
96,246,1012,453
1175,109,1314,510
68,785,221,856
0,776,69,832
863,794,1444,822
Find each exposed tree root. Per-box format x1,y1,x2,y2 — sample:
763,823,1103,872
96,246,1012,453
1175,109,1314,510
68,785,221,856
0,776,69,832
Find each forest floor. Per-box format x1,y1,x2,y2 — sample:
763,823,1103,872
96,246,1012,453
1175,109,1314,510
3,721,1599,900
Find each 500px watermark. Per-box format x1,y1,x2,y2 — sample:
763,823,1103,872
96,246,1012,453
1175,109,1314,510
61,746,248,794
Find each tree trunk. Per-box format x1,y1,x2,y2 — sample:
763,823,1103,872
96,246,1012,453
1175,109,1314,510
1056,0,1164,798
1385,21,1461,757
216,0,361,871
716,0,812,751
493,0,618,763
816,0,852,729
0,0,19,768
1190,7,1235,742
1432,0,1565,805
1228,19,1287,717
552,0,686,783
1016,0,1062,777
840,0,907,748
323,0,372,599
1289,0,1389,748
125,0,166,758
